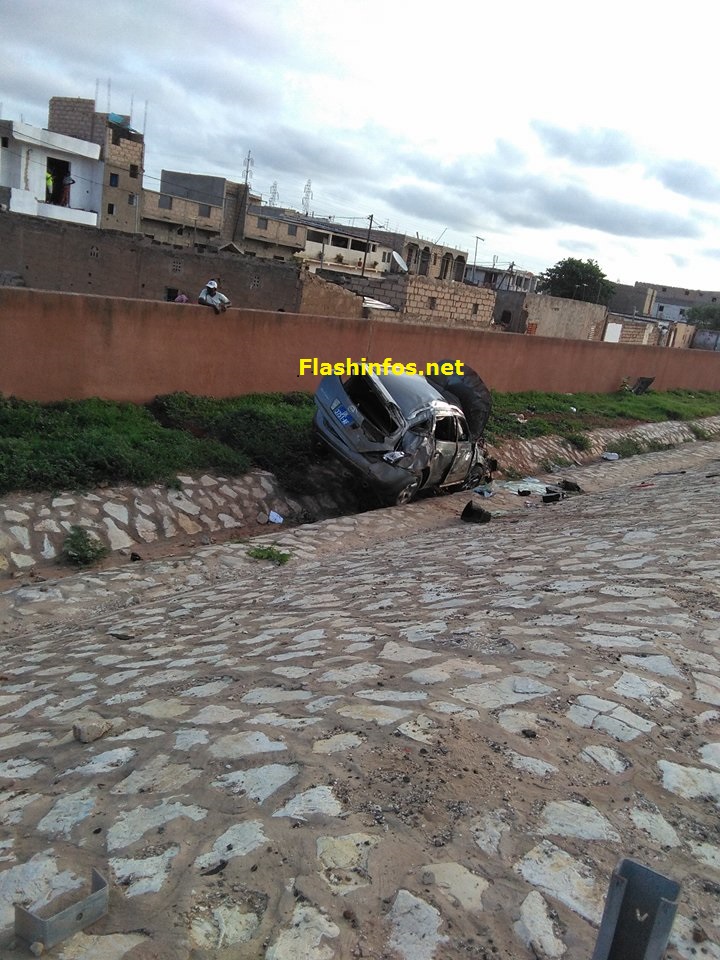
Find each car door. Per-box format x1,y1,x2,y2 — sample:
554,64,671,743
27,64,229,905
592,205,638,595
426,414,458,486
439,415,474,487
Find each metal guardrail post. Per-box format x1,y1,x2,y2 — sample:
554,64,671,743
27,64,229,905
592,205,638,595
591,859,680,960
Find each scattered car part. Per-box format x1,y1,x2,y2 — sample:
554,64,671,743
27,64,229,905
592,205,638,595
460,501,491,523
591,859,680,960
15,869,109,951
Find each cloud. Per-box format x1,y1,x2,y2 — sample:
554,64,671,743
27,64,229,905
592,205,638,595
651,160,720,202
532,122,637,166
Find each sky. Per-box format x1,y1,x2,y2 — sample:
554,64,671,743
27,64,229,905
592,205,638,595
3,0,720,289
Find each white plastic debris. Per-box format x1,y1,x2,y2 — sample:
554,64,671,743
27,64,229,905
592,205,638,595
268,511,284,524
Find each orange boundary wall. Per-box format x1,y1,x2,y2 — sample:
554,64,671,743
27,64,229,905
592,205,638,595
2,288,719,402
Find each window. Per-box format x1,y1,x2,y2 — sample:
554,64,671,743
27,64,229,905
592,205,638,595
472,303,479,315
1,136,9,148
172,259,182,273
287,224,298,236
89,246,99,259
428,297,437,310
657,305,664,312
257,217,268,229
109,173,119,187
249,275,261,288
129,164,139,178
307,230,328,244
107,203,115,215
273,255,285,261
434,417,455,441
159,194,173,210
128,193,136,206
198,203,211,218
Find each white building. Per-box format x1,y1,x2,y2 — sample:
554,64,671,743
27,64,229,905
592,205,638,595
0,120,102,227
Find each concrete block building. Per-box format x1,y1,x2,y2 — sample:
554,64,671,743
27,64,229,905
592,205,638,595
0,118,102,227
48,97,145,233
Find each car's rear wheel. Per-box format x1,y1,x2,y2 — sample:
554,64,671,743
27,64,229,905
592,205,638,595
392,479,420,506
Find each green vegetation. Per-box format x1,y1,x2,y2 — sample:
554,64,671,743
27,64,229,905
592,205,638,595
605,437,675,459
484,388,720,445
247,545,291,565
685,304,720,331
61,525,109,567
536,257,615,305
1,387,719,496
151,391,317,493
0,396,248,495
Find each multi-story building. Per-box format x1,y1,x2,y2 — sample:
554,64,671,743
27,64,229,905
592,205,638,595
244,204,469,280
466,262,537,292
47,97,145,233
0,118,102,227
141,171,252,250
635,281,720,322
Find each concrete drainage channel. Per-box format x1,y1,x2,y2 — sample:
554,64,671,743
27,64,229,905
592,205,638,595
0,416,719,581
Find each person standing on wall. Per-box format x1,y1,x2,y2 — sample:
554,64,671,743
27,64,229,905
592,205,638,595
198,279,231,314
60,173,76,207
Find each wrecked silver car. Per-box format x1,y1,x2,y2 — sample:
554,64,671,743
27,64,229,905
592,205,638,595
313,364,494,505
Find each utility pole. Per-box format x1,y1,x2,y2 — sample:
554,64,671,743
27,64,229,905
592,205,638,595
472,236,484,284
361,214,374,277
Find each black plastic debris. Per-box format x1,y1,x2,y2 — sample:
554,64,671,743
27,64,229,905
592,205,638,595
460,501,492,524
591,859,680,960
543,492,561,503
558,479,583,493
629,377,655,395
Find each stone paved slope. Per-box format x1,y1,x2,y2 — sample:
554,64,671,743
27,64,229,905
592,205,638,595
0,444,719,959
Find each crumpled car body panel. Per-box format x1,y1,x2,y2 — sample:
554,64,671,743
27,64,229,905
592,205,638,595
313,366,493,504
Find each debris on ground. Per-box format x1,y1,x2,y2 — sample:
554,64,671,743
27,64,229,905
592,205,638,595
460,501,492,523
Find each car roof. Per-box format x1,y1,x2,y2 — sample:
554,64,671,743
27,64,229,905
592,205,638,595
374,373,462,421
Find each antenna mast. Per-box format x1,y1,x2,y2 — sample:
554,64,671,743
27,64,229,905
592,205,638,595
243,150,254,189
269,181,279,205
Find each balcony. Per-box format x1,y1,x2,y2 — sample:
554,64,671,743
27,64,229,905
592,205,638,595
9,189,98,227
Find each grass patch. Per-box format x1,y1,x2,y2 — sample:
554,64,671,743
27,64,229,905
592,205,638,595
690,423,717,441
61,525,109,567
607,437,675,459
1,387,720,496
564,432,592,452
151,391,317,494
247,545,291,565
0,396,248,495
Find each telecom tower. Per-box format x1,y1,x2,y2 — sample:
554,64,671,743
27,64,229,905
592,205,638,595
243,150,254,188
302,179,312,216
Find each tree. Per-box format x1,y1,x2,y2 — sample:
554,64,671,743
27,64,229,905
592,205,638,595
536,257,615,305
685,304,720,330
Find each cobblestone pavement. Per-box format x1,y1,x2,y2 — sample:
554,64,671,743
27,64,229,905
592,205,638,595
1,443,720,959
